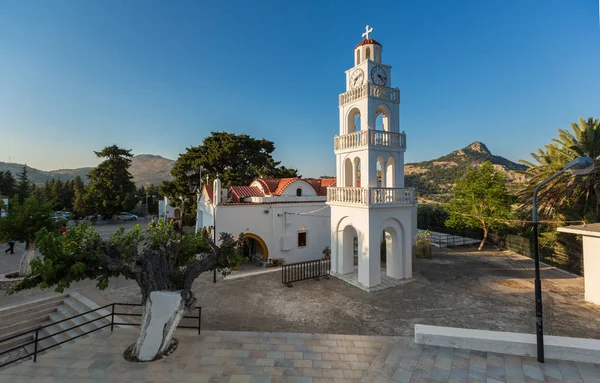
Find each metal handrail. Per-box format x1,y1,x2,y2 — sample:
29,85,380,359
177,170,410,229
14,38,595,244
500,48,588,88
0,301,202,369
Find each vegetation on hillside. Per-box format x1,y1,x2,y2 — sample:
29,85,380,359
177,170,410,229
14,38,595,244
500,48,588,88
406,142,527,203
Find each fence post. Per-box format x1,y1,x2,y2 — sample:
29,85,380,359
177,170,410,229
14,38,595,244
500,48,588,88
33,329,39,362
110,303,115,331
197,307,202,335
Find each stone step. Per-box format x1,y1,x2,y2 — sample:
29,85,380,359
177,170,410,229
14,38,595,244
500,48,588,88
0,311,54,337
0,322,43,343
0,295,66,323
0,333,34,355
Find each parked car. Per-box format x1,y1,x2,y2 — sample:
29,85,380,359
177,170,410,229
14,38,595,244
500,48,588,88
118,212,138,221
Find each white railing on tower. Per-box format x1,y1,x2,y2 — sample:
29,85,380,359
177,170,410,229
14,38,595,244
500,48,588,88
369,188,415,205
327,187,415,205
326,187,367,204
339,83,400,106
334,130,406,150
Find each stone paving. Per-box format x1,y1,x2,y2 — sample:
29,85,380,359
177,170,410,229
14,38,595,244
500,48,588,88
2,328,599,382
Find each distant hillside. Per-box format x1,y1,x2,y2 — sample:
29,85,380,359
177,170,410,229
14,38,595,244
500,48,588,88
49,167,93,182
405,142,528,203
0,154,175,187
128,154,175,186
0,162,62,185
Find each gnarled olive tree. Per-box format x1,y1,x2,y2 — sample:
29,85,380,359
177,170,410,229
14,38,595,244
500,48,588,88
15,221,243,362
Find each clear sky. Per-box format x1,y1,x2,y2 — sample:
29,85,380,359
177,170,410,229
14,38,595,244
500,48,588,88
0,0,599,177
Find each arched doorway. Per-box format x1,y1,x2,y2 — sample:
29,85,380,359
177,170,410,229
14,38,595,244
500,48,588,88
342,225,359,272
242,233,269,261
173,208,181,220
378,218,407,279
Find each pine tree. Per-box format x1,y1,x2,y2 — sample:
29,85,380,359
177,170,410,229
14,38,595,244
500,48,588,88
86,145,136,217
16,166,31,204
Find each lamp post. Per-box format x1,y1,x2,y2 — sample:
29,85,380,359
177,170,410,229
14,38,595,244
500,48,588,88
532,156,594,363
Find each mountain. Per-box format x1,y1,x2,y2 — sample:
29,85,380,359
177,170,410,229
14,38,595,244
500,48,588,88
0,154,175,187
404,142,528,203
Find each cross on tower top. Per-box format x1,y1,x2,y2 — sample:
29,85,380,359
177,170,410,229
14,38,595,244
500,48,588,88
362,25,373,40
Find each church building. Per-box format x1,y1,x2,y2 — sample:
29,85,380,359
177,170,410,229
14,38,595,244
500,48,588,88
195,26,416,289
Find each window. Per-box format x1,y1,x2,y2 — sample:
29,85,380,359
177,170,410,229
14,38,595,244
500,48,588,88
298,232,307,247
296,188,302,196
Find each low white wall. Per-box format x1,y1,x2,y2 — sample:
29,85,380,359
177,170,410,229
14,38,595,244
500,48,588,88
415,324,600,364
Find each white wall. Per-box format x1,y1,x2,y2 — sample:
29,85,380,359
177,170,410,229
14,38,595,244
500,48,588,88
212,202,330,263
583,236,600,305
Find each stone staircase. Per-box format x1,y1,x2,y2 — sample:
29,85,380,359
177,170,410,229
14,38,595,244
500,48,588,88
0,292,114,366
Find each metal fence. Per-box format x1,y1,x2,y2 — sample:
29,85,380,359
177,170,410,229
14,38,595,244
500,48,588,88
0,302,201,369
282,259,331,287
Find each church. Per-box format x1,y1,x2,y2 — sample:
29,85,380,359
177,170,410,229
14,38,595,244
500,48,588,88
195,26,417,290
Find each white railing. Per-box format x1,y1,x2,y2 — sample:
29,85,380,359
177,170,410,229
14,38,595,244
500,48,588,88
327,187,367,204
334,130,368,150
334,130,406,150
327,187,415,205
370,188,415,205
339,83,400,106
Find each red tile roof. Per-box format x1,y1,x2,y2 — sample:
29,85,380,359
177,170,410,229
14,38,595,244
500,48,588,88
223,177,337,203
203,184,214,202
229,186,264,203
273,178,300,195
356,38,381,48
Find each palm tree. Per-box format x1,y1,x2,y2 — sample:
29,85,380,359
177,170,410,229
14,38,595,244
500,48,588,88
519,117,600,221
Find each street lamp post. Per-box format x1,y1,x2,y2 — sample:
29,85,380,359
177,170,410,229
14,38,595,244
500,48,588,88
532,156,594,363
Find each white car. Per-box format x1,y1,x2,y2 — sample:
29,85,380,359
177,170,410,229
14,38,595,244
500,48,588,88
118,212,138,221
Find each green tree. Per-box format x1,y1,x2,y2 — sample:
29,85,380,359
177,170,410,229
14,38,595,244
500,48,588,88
16,166,31,204
16,221,243,362
0,170,16,197
0,196,59,276
161,132,298,224
519,117,600,221
445,161,514,250
86,145,137,217
72,176,88,217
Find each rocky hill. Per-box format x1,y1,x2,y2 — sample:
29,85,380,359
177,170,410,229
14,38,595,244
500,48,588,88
405,142,528,203
0,154,175,187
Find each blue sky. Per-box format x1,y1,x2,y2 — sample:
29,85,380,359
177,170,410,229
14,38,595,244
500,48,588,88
0,0,599,178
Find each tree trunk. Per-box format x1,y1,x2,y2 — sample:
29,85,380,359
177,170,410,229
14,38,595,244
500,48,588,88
478,227,488,251
19,242,39,276
130,290,189,362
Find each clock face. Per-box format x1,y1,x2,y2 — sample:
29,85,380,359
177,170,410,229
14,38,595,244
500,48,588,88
350,69,364,88
371,66,387,86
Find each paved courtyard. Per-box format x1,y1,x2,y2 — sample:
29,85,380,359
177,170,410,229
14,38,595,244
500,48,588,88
2,327,600,383
2,227,600,381
1,238,600,340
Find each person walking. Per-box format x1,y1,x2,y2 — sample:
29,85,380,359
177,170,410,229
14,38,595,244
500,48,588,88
61,223,67,235
4,240,15,254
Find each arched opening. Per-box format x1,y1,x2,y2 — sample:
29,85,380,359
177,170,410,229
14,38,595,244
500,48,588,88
376,156,385,187
353,157,361,187
378,218,408,280
242,233,269,262
355,50,361,65
342,225,359,274
296,188,302,197
375,105,391,131
366,47,371,61
173,208,181,220
346,108,361,133
344,158,353,187
375,47,381,62
386,156,395,187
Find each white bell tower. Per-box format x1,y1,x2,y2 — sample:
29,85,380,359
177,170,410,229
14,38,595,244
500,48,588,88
327,26,417,290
